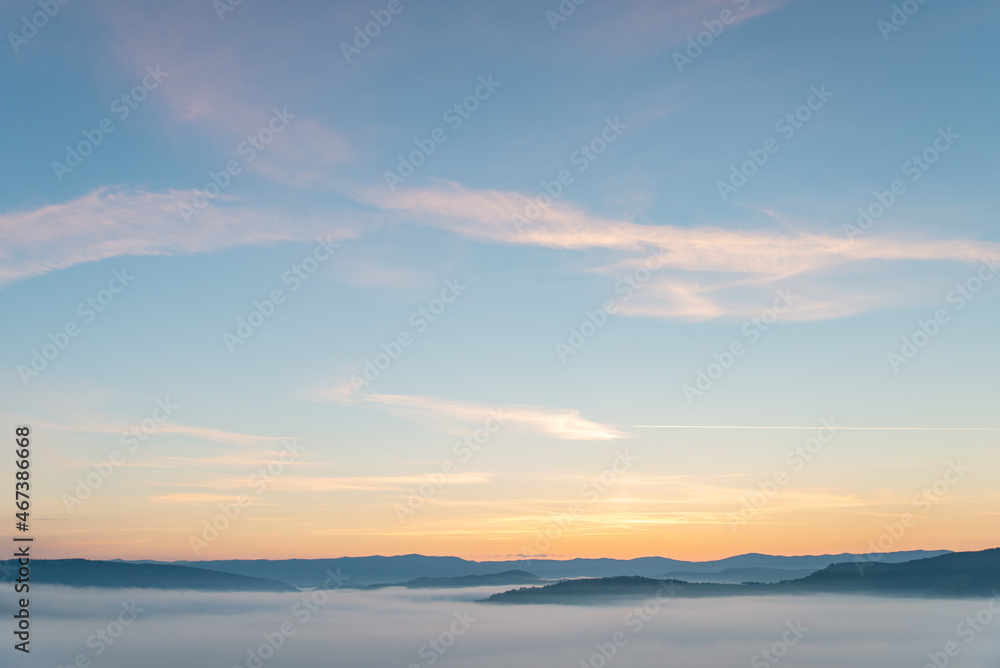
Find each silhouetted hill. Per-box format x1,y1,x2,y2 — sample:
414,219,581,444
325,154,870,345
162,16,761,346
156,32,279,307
781,548,1000,597
484,576,762,603
0,559,296,592
483,549,1000,604
662,567,817,584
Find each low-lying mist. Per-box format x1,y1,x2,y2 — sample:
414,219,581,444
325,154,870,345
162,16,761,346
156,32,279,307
2,585,998,667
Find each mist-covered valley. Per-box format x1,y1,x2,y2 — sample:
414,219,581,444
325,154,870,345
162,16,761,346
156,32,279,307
3,585,998,668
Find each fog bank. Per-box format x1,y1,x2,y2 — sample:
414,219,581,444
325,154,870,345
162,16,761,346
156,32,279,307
2,586,998,667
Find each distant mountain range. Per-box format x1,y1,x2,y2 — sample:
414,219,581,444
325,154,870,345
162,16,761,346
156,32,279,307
9,549,978,595
357,569,541,590
129,549,950,588
0,559,296,592
483,548,1000,604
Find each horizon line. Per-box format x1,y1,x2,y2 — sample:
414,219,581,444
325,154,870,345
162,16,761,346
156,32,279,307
57,547,975,563
633,426,1000,431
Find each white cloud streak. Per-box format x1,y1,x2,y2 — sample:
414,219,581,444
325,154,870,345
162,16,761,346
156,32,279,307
365,181,1000,320
0,187,360,285
318,386,624,441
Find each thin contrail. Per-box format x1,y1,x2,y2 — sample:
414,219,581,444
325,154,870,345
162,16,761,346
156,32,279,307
633,426,1000,431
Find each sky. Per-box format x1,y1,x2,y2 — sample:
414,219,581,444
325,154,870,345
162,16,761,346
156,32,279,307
1,0,998,562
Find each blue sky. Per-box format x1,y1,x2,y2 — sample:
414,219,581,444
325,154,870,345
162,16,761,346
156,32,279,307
1,0,998,560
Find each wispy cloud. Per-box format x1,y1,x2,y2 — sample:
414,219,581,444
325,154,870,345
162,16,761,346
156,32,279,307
541,0,792,62
369,182,995,264
148,493,235,505
96,0,353,177
0,187,360,285
318,386,625,441
366,182,1000,320
152,473,491,497
45,416,293,449
156,424,294,447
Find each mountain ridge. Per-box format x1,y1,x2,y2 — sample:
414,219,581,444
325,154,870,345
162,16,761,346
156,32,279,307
483,548,1000,604
0,558,297,592
124,549,951,587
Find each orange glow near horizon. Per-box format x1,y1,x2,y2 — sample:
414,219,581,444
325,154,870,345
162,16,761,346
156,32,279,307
37,508,999,563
